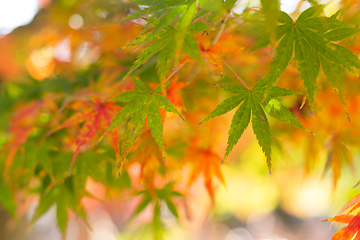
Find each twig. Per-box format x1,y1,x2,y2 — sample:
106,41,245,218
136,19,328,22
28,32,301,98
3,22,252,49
223,60,251,90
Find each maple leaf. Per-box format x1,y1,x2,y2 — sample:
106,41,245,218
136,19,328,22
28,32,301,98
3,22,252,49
118,0,189,26
3,96,58,171
200,77,313,172
131,182,183,220
186,145,225,203
260,0,280,45
324,194,360,240
129,182,184,239
166,77,188,108
53,96,121,171
325,214,360,240
102,77,184,175
119,1,204,94
129,28,204,89
250,6,360,116
30,183,89,236
199,35,242,76
128,130,166,195
180,34,241,76
323,132,353,187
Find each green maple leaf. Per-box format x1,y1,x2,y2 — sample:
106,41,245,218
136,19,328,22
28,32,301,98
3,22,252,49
117,0,188,25
30,183,88,236
200,77,313,173
131,182,183,221
260,0,280,44
128,182,183,239
103,78,184,175
119,0,205,91
0,182,16,217
250,6,360,118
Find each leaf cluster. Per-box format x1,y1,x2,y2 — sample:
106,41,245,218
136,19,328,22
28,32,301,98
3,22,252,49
1,1,360,240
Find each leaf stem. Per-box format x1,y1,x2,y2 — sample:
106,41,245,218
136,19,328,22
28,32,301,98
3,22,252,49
192,12,211,23
246,7,263,14
166,62,186,82
211,11,229,46
222,60,251,90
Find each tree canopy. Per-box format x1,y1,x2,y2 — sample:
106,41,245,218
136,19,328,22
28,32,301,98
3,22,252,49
1,0,360,239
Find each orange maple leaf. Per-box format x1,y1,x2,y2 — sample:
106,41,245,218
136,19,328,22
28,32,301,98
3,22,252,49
186,145,226,203
202,35,241,74
180,34,241,76
324,194,360,239
167,78,188,108
200,35,241,75
323,132,353,188
128,130,167,196
324,214,360,240
54,96,121,170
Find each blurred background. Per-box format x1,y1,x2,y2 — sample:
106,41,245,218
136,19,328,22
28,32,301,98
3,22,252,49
1,0,360,239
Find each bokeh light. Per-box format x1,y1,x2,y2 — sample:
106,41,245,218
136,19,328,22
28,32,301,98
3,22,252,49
0,0,38,36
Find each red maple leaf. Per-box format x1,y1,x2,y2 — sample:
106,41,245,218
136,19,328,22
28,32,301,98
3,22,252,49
54,96,121,170
3,96,58,170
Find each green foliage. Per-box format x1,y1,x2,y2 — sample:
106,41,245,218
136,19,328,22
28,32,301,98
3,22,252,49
251,6,360,115
260,0,280,44
104,78,183,174
2,1,360,239
201,78,311,172
129,182,183,239
120,0,206,89
0,183,16,217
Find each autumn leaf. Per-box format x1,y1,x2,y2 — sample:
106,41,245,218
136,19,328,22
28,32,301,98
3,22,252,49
166,77,188,108
3,96,58,172
102,77,184,175
4,1,360,238
53,96,121,171
182,34,242,76
324,193,360,240
200,77,312,172
325,214,360,240
186,144,225,203
323,132,353,187
128,130,166,195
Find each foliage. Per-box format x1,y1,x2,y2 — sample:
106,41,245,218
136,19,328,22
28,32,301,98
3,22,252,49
1,0,360,239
